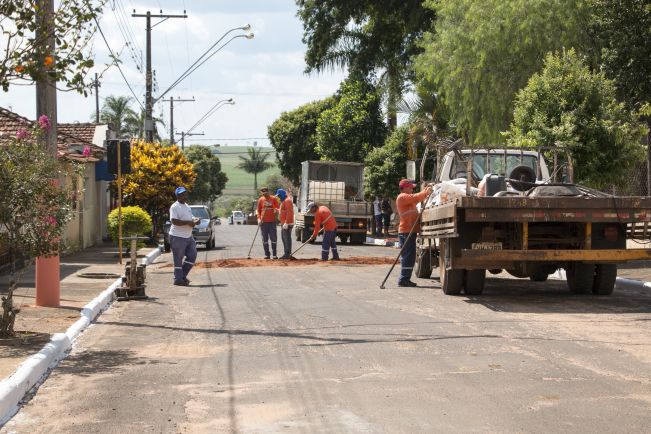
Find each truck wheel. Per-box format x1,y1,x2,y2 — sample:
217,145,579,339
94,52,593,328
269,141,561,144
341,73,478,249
566,262,595,294
164,240,171,252
439,239,463,295
339,234,349,244
593,264,617,295
464,269,485,295
415,249,433,278
295,227,302,242
350,234,365,245
529,269,548,282
205,237,213,250
304,228,314,244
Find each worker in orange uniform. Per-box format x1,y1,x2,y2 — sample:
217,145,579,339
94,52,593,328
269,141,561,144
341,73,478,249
257,187,279,259
307,202,339,261
276,188,295,259
396,179,432,287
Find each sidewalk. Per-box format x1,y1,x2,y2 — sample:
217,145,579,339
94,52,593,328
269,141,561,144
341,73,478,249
0,243,127,379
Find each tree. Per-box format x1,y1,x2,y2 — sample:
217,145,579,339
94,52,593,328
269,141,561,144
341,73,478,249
364,125,410,198
0,120,78,337
120,141,196,234
0,0,103,94
316,79,387,161
236,147,274,193
415,0,592,145
296,0,435,128
98,95,138,138
267,97,335,185
184,145,228,204
590,0,651,192
264,173,292,195
504,50,645,188
122,108,165,141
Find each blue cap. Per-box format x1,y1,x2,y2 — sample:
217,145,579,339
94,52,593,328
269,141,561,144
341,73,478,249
175,186,187,196
276,188,286,201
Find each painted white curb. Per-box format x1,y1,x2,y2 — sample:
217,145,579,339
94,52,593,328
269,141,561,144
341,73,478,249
615,277,651,291
366,237,397,247
0,247,160,426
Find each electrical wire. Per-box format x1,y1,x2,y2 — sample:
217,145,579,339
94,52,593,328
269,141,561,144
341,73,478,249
94,17,145,110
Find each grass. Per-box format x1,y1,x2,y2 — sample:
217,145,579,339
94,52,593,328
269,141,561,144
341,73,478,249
213,146,280,195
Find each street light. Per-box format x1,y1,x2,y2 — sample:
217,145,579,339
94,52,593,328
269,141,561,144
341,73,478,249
154,25,254,103
187,98,235,134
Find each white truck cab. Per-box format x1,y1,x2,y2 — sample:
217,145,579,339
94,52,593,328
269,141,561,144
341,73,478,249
438,149,551,183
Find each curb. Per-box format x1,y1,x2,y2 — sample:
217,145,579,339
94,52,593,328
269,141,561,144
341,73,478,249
615,277,651,291
366,237,398,247
0,247,161,426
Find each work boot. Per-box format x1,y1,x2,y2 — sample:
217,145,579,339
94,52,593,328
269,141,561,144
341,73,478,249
398,280,417,287
174,280,188,286
273,255,279,259
264,256,271,260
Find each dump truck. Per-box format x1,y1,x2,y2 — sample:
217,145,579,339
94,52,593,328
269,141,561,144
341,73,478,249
294,160,372,244
414,147,651,296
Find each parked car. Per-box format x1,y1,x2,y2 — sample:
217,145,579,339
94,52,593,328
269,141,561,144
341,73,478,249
231,210,246,225
162,205,217,251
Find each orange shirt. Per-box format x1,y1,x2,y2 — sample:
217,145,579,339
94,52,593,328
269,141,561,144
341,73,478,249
396,189,429,233
257,195,278,222
279,197,294,225
312,205,336,237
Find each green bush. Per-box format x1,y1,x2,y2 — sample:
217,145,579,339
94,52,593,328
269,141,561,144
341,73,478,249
107,206,153,241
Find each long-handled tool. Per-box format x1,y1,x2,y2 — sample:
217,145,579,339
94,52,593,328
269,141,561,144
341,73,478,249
291,226,325,257
246,223,261,259
379,188,434,289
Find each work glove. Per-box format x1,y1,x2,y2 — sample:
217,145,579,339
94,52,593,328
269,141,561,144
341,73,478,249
282,223,288,230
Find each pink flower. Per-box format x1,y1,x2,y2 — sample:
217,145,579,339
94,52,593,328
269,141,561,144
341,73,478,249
44,215,56,226
82,146,91,157
38,114,50,130
15,128,29,139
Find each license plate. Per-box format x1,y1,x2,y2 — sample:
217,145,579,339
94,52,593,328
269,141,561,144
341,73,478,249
472,242,502,251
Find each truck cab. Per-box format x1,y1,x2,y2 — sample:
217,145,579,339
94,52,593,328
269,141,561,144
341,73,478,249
438,149,551,183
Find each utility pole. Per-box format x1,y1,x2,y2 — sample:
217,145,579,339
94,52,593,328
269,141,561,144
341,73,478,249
162,96,194,145
176,131,204,150
35,0,60,307
132,10,187,142
93,73,100,123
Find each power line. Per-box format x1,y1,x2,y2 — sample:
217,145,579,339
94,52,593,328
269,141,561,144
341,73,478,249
94,17,145,110
182,137,270,141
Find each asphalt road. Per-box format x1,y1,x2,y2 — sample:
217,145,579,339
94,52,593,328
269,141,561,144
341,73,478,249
3,224,650,433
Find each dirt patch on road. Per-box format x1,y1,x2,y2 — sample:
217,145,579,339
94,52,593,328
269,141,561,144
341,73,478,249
191,256,395,269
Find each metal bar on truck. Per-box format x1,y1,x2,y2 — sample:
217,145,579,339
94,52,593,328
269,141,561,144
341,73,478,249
456,248,651,265
585,222,592,249
522,222,528,250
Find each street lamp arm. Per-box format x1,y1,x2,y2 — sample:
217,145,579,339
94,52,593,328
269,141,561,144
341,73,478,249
154,25,252,103
187,99,234,134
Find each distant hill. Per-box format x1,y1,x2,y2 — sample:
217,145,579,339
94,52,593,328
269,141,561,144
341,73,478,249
210,146,280,196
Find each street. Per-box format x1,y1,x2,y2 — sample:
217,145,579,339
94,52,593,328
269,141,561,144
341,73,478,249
3,224,650,433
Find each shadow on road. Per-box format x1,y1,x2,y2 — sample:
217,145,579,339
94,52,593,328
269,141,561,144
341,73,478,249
55,349,150,376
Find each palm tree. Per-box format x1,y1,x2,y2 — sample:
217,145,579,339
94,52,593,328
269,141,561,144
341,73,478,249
98,96,138,138
123,109,165,141
237,147,274,193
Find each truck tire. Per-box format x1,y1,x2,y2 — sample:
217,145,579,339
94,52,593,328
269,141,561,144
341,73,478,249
566,262,595,294
415,249,433,278
592,264,617,295
295,227,302,242
164,240,171,252
439,239,463,295
205,237,213,250
338,234,349,244
464,269,485,295
529,269,549,282
350,234,365,245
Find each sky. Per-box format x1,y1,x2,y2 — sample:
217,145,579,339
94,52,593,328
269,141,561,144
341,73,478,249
3,0,347,148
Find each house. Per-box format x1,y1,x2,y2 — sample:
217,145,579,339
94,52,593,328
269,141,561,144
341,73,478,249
0,107,114,270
